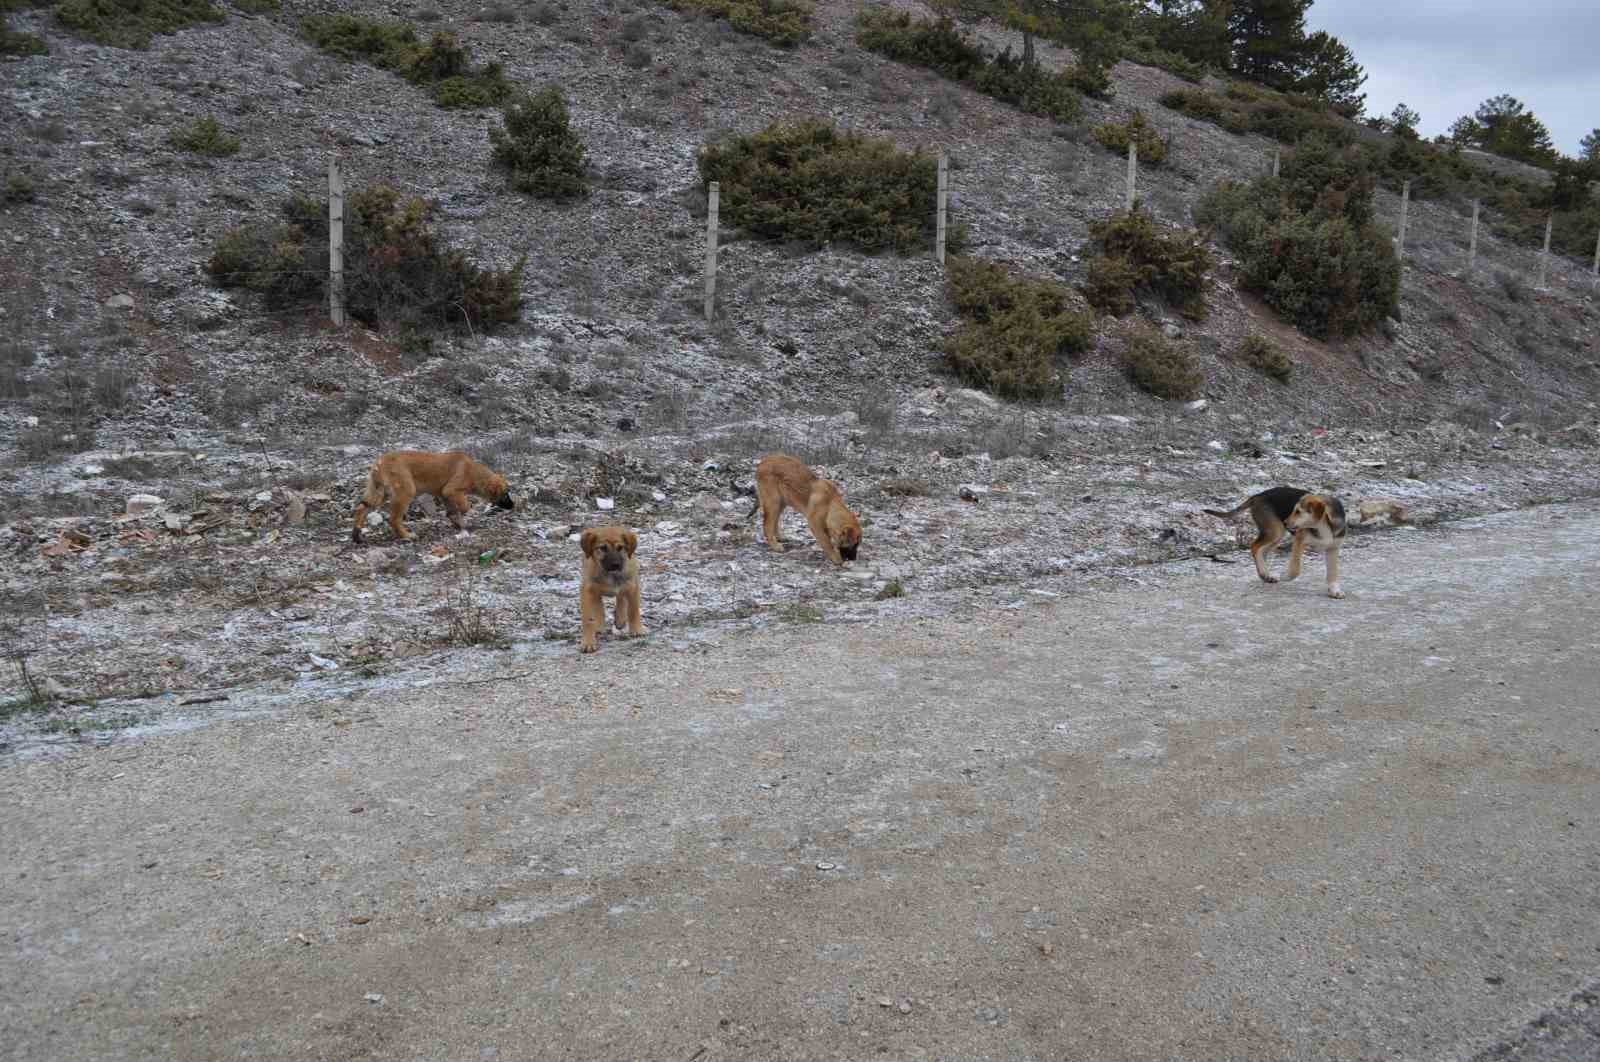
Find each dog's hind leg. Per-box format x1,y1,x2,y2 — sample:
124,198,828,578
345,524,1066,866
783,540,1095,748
759,484,787,552
1325,544,1344,598
1250,523,1284,583
387,475,417,540
352,471,385,543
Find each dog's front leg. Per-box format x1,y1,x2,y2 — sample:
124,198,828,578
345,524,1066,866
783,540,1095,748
805,515,844,566
619,585,648,637
1325,544,1344,599
442,491,468,530
580,587,603,653
1284,532,1307,582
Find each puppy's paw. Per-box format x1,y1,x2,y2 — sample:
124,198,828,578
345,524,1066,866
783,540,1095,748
628,624,649,638
1261,573,1279,584
1327,585,1345,599
580,640,597,653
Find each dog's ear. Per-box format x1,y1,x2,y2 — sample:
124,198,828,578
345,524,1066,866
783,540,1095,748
580,528,598,557
1305,497,1326,519
623,530,638,556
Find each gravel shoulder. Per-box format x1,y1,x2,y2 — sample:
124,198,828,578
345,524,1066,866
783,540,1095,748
4,502,1599,1060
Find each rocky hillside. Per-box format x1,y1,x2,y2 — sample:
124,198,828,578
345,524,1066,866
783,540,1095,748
2,0,1599,741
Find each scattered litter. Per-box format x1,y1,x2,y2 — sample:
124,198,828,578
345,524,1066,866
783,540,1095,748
596,497,615,511
308,654,339,671
815,861,836,871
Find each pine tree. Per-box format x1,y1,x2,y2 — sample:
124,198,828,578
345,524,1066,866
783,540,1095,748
1295,30,1365,117
1228,0,1310,90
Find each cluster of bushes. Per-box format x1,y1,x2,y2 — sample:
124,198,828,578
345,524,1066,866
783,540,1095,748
663,0,812,47
944,256,1092,402
3,170,36,204
207,185,524,334
1082,209,1211,321
1121,37,1206,83
1120,322,1203,401
302,15,513,108
1091,110,1169,164
48,0,221,48
1198,135,1400,339
489,89,588,200
697,119,959,254
855,9,1084,124
1165,81,1600,263
169,116,239,157
1160,84,1353,147
1238,333,1292,382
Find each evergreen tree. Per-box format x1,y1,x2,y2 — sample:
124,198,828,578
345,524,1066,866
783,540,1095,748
1228,0,1310,90
1294,29,1365,116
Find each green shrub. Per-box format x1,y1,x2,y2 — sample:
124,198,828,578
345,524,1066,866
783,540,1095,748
231,0,277,12
302,16,513,109
52,0,221,47
1083,208,1212,321
169,116,239,156
1092,110,1168,164
206,185,525,334
1238,333,1291,381
697,119,948,254
1120,322,1202,400
944,255,1093,402
856,8,1083,124
664,0,812,46
1198,136,1399,339
3,170,37,204
1,13,47,54
1122,39,1206,82
489,89,588,200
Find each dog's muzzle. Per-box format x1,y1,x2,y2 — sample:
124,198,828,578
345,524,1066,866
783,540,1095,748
495,493,515,511
602,557,625,574
839,544,859,562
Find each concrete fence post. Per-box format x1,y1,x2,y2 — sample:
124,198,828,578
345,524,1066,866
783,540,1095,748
935,152,948,265
328,156,345,327
703,181,719,322
1125,142,1137,211
1396,179,1411,262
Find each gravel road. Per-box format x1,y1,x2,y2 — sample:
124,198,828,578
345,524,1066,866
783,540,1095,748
5,505,1599,1060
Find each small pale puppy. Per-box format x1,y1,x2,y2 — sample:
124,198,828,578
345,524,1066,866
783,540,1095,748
1205,486,1349,598
579,525,647,653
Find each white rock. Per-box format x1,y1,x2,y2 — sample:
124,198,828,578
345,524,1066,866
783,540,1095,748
366,512,384,528
254,491,274,504
651,491,667,503
125,493,163,515
80,464,104,476
1206,440,1225,452
104,293,134,310
308,653,339,670
595,497,615,511
1185,399,1209,413
1104,415,1132,426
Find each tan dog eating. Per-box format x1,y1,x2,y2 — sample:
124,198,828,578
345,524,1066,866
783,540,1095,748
579,525,647,653
748,453,862,566
352,450,514,544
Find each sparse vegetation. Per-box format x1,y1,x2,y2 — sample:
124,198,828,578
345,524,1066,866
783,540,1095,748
1238,333,1291,382
489,88,589,200
52,0,222,48
207,184,525,334
1198,135,1400,339
1092,111,1168,164
664,0,812,47
855,8,1084,124
1,13,47,54
2,648,50,719
439,562,505,647
301,15,514,109
169,116,240,157
875,579,905,600
944,256,1093,402
1120,322,1203,400
698,119,953,254
1083,209,1212,321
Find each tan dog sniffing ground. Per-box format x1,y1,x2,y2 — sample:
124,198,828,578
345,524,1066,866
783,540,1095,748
579,525,647,653
351,450,514,544
1204,486,1349,598
747,453,862,566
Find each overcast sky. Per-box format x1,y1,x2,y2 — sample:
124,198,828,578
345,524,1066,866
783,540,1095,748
1308,0,1598,156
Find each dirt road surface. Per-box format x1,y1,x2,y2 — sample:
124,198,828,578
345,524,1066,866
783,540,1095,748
5,505,1600,1061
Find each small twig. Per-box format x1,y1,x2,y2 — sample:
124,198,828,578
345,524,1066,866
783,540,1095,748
258,437,278,492
438,671,535,688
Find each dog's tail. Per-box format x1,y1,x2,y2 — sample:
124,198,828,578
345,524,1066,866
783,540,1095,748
1202,500,1250,519
351,466,384,543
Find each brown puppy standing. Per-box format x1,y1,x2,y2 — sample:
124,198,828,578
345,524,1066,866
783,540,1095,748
1204,486,1348,598
352,451,514,543
749,453,862,566
579,525,647,653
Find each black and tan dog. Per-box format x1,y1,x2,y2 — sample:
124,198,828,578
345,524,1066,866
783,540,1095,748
579,525,647,653
352,450,514,544
747,453,862,566
1204,486,1348,598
